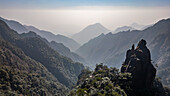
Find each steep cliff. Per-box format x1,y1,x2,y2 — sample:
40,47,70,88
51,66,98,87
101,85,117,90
121,39,157,95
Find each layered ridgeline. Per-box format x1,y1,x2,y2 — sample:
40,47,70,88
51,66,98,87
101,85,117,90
0,17,86,68
24,25,80,51
76,18,170,87
21,31,87,66
0,17,80,51
72,23,110,45
0,19,84,94
69,40,170,96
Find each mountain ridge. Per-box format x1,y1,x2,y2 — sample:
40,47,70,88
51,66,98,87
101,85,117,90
0,17,80,51
21,31,87,66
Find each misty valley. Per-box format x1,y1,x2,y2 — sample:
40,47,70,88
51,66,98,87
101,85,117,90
0,13,170,96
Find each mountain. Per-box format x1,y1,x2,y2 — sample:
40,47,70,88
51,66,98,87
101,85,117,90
0,17,80,51
114,26,136,33
21,31,87,66
0,39,69,96
0,19,84,88
72,23,110,44
69,40,170,95
24,25,80,51
76,18,170,87
0,24,68,95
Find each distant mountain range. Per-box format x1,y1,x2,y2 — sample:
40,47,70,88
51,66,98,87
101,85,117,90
130,23,152,30
72,22,152,45
0,17,80,51
72,23,110,44
113,23,152,33
76,18,170,87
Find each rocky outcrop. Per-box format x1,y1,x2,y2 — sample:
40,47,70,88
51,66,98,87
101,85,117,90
69,40,170,96
121,39,156,93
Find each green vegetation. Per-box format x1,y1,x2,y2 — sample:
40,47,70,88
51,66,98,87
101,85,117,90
69,64,170,96
0,39,67,95
69,64,127,96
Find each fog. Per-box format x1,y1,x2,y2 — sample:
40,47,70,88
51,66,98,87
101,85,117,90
0,6,170,36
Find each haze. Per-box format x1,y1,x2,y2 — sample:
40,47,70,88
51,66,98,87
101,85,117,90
0,0,170,36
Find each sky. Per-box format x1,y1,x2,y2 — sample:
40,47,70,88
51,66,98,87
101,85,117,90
0,0,170,36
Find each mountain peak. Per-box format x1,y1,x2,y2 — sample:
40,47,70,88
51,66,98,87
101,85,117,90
93,23,102,26
85,23,109,30
72,23,110,44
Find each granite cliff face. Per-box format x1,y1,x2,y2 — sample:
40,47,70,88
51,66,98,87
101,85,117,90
121,39,157,95
69,40,169,96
